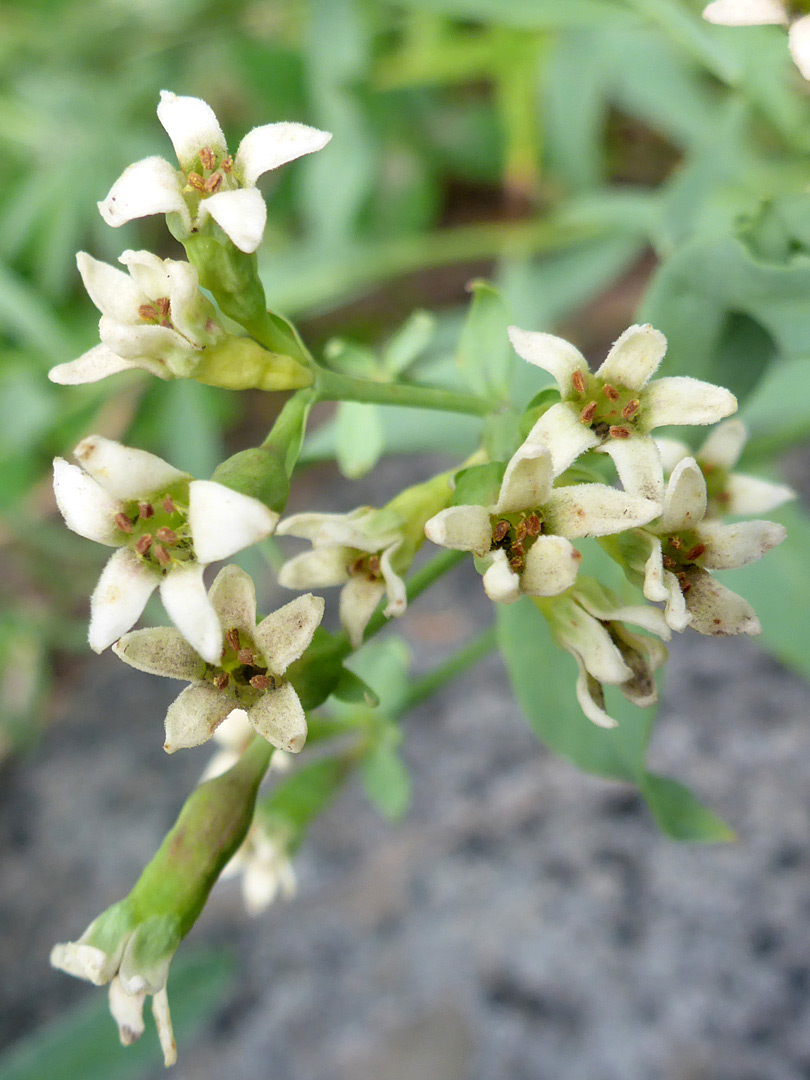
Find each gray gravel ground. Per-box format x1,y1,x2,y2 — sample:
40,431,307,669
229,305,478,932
2,459,810,1080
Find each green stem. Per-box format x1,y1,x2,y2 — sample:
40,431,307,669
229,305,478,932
315,367,490,417
398,627,498,714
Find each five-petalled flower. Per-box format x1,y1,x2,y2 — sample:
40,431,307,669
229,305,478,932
508,323,737,503
703,1,810,81
423,441,660,604
98,90,332,253
113,565,323,754
49,250,222,385
53,435,278,661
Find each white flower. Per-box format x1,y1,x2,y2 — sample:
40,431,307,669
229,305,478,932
113,565,324,754
221,822,297,916
508,323,737,503
53,435,278,661
655,419,795,518
540,579,671,729
703,1,810,80
607,456,786,635
277,507,409,649
424,441,660,605
199,709,292,782
98,91,332,253
49,250,222,385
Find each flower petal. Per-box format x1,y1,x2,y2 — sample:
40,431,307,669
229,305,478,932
597,434,665,504
482,549,521,604
98,317,192,365
544,484,659,539
495,443,553,513
152,988,177,1068
50,942,117,986
524,402,601,476
551,601,632,685
520,535,582,596
159,565,222,665
116,249,170,299
76,251,146,320
424,505,491,556
642,376,737,429
53,457,122,544
277,548,350,589
73,435,189,500
163,683,236,752
641,537,670,604
49,345,155,385
108,976,146,1047
662,570,692,632
212,708,254,751
199,188,267,254
157,90,227,169
97,156,190,231
574,659,618,729
339,576,385,648
789,14,810,79
276,512,343,541
380,542,407,618
653,436,690,476
89,549,158,652
255,593,324,674
235,122,332,186
682,568,761,636
702,0,787,24
595,323,667,391
696,519,786,569
724,472,795,516
208,564,257,636
507,326,588,397
698,418,747,469
112,627,205,680
248,682,308,752
659,457,707,533
188,480,278,564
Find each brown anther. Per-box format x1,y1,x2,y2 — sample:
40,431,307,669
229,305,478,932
238,648,255,666
621,399,640,420
156,526,178,544
349,556,366,576
524,513,542,537
367,555,381,577
662,555,677,570
138,502,154,519
154,543,171,567
603,383,620,401
204,173,222,194
685,543,706,562
572,370,586,394
213,672,230,690
138,303,158,321
511,541,525,558
492,520,510,544
135,534,153,556
608,425,631,439
115,512,133,533
514,520,527,542
187,171,206,191
678,575,691,594
162,495,176,514
220,155,233,173
225,628,241,651
580,401,598,424
668,535,682,549
509,555,525,574
156,297,171,318
250,674,274,691
199,146,216,170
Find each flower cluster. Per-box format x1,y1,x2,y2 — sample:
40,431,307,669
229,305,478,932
703,0,810,80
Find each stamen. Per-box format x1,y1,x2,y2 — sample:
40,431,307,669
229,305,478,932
115,512,133,533
156,298,171,318
250,674,274,691
162,495,176,514
662,555,677,570
154,544,171,567
603,383,620,401
156,526,178,545
199,146,216,170
492,520,510,544
677,571,691,594
138,502,154,519
572,370,586,394
509,555,525,573
220,156,233,173
523,513,542,537
580,401,598,424
686,543,706,562
213,672,230,690
225,628,241,652
187,172,206,192
367,555,381,577
238,648,255,666
621,399,640,420
204,173,222,194
349,556,366,576
514,520,527,542
608,425,631,439
669,535,682,549
135,534,153,556
138,303,159,321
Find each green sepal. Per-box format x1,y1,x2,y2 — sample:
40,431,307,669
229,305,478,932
211,448,290,515
193,337,313,392
450,461,506,507
181,233,268,332
332,668,380,707
518,387,562,441
285,627,351,711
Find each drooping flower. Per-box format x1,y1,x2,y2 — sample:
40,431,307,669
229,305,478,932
49,250,222,385
508,323,737,503
655,418,795,518
98,91,332,253
113,564,324,754
53,435,277,661
424,441,660,605
220,820,297,916
602,456,786,634
703,1,810,81
538,579,671,728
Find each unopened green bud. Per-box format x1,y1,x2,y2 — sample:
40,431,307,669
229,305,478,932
211,447,290,515
193,336,313,392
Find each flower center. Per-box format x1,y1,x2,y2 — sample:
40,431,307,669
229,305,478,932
489,510,543,575
571,370,641,441
184,145,236,201
206,627,277,698
138,296,174,328
117,484,195,573
348,552,384,582
661,530,706,595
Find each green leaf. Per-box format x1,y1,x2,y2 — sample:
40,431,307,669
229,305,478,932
344,636,412,714
450,461,506,508
335,401,384,479
740,356,810,461
286,627,350,711
259,757,347,850
640,774,736,843
361,742,412,821
383,310,436,376
332,668,380,707
0,949,233,1080
391,0,634,29
457,279,513,400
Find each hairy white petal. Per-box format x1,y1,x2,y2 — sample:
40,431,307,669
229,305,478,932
208,564,258,636
641,537,670,604
596,323,667,391
53,457,122,545
424,505,491,556
276,512,346,541
524,402,601,477
277,548,350,589
696,519,786,569
789,15,810,79
49,345,152,385
97,156,190,231
159,566,222,665
235,122,332,186
163,683,235,752
507,326,588,397
703,0,787,24
659,457,707,533
340,576,386,647
724,472,795,515
199,188,267,253
152,988,177,1068
248,682,308,752
555,606,632,685
654,436,690,476
544,484,659,539
597,434,665,504
662,570,693,632
643,376,737,429
576,591,671,641
112,627,204,680
76,252,146,320
157,90,227,168
89,549,157,652
165,260,207,342
380,542,407,617
495,443,553,513
73,435,189,500
212,709,254,751
50,942,117,986
574,659,618,729
98,317,190,365
520,535,582,597
482,549,521,604
683,568,761,636
117,249,171,300
255,593,324,674
188,480,277,564
699,418,747,469
109,976,146,1047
